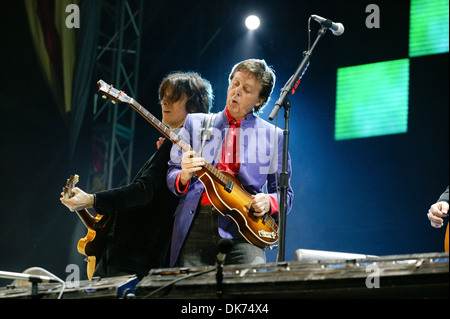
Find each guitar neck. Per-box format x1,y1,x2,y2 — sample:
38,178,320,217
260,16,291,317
128,100,228,186
129,100,190,152
75,209,97,230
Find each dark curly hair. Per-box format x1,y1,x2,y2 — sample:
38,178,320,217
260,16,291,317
159,71,213,114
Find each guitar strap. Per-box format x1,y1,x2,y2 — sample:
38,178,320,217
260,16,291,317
200,113,217,156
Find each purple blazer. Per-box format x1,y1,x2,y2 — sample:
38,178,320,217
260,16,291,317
167,109,294,266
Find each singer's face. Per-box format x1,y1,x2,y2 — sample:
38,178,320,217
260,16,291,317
226,70,264,121
160,92,189,130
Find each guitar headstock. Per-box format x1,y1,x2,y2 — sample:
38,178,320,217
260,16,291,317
63,174,79,200
97,79,132,104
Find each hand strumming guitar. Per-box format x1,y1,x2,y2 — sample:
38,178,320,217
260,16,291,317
250,193,272,217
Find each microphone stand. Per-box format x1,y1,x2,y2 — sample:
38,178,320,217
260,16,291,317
216,262,224,298
269,25,328,262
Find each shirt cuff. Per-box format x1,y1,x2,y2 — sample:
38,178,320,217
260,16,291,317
175,171,190,194
268,195,279,215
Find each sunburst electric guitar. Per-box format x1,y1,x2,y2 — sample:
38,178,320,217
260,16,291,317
63,175,111,279
97,79,279,248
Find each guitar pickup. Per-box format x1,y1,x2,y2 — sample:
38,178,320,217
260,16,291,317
224,180,234,193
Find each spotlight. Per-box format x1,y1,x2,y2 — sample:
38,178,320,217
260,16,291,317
245,15,260,30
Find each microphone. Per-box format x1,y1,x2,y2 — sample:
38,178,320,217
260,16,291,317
311,14,344,36
216,238,234,265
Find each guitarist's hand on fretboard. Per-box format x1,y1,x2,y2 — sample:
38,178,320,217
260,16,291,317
180,150,206,186
61,187,95,212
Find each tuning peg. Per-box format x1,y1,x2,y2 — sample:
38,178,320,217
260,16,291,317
102,95,107,99
111,100,116,104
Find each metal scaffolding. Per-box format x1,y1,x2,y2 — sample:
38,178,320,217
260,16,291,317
88,0,143,192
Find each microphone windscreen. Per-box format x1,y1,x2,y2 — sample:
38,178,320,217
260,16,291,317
217,238,234,254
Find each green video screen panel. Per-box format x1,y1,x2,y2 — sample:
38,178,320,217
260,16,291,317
335,59,410,141
409,0,449,57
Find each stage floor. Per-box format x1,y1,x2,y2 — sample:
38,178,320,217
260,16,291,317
1,252,448,299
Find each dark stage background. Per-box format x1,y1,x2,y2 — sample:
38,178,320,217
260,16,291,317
1,0,448,286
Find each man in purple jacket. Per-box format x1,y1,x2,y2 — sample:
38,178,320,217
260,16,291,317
167,59,294,267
